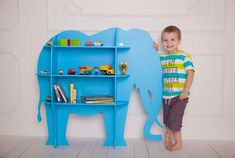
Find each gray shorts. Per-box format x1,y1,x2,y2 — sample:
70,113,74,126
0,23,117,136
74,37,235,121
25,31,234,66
163,96,188,131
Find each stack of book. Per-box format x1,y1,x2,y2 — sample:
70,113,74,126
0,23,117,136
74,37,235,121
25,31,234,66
53,84,68,102
81,95,114,104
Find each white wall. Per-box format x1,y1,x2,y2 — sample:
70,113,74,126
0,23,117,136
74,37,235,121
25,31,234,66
0,0,235,141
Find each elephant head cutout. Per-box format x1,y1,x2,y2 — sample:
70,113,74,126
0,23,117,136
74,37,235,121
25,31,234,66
37,28,163,146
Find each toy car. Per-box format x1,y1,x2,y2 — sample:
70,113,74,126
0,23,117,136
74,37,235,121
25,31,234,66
40,70,49,75
79,66,92,75
100,65,115,75
85,41,93,46
68,69,76,75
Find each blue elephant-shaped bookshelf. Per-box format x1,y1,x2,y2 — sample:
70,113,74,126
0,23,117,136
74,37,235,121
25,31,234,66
36,28,163,147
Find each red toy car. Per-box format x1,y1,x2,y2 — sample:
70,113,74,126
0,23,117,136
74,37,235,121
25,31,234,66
68,69,76,74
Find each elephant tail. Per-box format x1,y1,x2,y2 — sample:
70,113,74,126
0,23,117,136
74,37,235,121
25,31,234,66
143,114,163,141
139,88,163,141
155,117,163,128
37,99,44,122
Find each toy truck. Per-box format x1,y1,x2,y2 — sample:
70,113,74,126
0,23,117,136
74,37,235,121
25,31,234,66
100,65,115,75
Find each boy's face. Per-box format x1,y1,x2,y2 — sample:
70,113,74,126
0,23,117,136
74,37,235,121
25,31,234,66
162,32,181,53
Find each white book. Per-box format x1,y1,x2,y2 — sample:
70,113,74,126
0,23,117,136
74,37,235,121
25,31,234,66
53,84,62,102
56,84,68,103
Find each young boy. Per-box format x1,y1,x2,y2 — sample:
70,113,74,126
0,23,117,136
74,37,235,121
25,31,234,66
154,26,195,151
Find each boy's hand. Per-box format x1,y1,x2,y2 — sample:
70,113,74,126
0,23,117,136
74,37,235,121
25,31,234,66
180,90,188,100
180,70,194,100
153,42,159,50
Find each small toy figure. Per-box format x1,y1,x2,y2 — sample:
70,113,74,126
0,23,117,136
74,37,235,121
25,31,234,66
120,62,128,75
68,69,76,75
59,69,63,75
94,41,103,46
94,66,99,75
47,41,53,46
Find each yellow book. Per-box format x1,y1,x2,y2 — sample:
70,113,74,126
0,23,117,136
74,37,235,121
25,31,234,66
70,83,74,103
72,89,77,103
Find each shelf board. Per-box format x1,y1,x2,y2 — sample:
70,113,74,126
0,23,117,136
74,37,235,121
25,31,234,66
36,74,129,78
45,100,128,106
45,46,130,49
36,73,50,77
116,46,130,49
116,75,129,78
43,45,52,48
52,74,129,78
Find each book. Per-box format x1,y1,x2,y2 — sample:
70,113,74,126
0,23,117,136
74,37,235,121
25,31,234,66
53,84,62,102
82,99,114,104
81,95,114,104
81,95,113,101
70,82,77,103
72,89,77,103
56,84,68,102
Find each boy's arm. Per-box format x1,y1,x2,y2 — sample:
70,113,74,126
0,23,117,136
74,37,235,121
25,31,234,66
180,70,194,100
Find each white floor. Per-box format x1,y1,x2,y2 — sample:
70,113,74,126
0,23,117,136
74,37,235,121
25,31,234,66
0,136,235,158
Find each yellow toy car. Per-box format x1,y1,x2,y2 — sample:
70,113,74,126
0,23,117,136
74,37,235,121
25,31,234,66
100,65,115,75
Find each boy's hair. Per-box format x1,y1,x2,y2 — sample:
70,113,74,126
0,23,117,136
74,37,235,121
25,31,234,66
161,25,181,41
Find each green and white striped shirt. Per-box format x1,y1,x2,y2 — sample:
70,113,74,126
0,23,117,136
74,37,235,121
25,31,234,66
160,50,194,99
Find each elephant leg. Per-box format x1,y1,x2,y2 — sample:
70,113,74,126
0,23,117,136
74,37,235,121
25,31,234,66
45,104,55,145
56,107,69,145
103,105,128,146
45,105,69,146
103,109,114,146
115,105,128,146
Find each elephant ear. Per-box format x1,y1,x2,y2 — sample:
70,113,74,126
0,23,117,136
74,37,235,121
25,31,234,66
116,28,163,140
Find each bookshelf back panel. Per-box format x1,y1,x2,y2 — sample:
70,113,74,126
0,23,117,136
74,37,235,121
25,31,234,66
52,48,115,75
52,77,114,103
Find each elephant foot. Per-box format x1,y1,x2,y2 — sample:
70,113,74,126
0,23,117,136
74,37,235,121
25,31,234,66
46,137,69,146
45,136,54,145
104,138,127,146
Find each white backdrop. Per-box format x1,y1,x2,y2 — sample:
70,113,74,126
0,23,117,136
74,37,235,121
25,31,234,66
0,0,235,141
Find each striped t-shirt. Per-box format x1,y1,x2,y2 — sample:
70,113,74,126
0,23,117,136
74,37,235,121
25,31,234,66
160,50,194,99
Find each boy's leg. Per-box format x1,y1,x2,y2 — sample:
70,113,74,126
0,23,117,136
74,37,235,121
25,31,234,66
171,130,182,151
165,128,173,150
168,97,188,151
